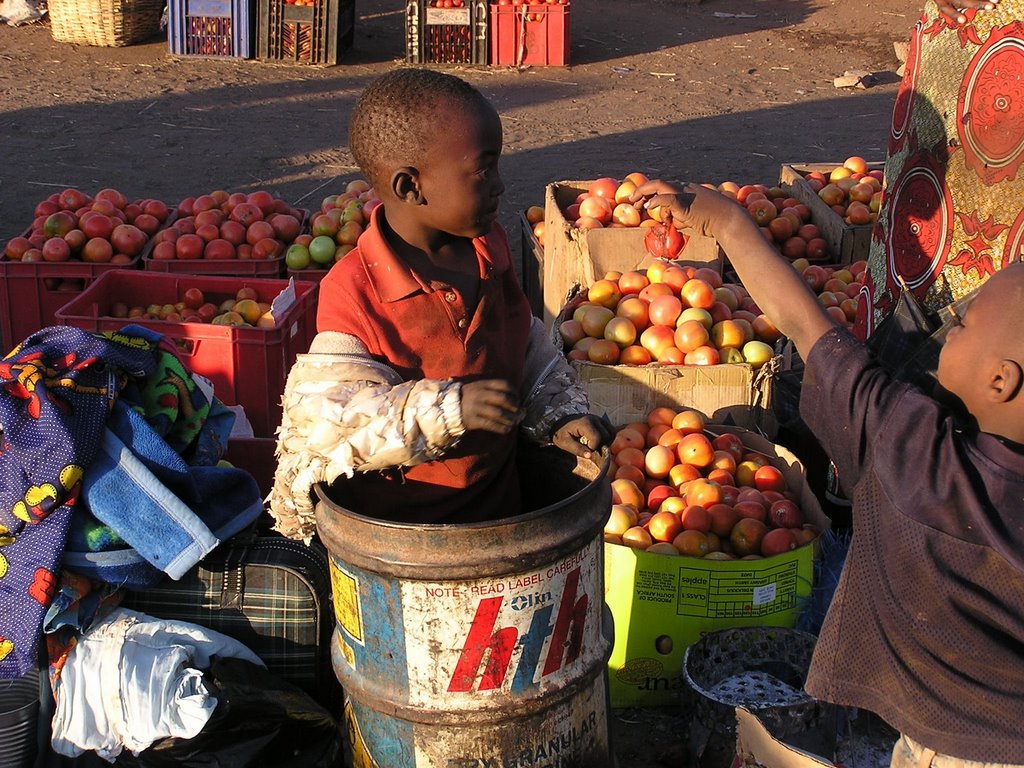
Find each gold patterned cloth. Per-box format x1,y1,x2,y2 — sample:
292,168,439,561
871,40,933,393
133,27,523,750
861,0,1024,335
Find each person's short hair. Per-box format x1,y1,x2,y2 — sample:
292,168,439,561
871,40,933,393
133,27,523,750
349,68,492,189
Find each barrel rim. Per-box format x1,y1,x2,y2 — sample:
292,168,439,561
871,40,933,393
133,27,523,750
313,452,610,531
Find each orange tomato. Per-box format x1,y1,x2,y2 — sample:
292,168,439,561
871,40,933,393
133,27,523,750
647,510,684,542
676,433,715,468
644,445,677,479
611,477,645,510
679,504,711,533
685,479,723,509
671,529,710,557
647,406,678,428
671,409,706,434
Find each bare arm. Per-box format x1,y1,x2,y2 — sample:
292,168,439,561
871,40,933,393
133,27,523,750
632,181,835,361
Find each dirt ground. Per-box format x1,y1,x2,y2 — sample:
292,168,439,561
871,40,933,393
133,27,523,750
0,0,921,764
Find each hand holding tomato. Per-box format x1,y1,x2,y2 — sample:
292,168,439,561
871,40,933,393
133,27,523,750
461,379,520,434
630,180,744,243
551,414,613,461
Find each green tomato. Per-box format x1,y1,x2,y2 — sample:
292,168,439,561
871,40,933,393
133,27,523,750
285,243,311,270
309,235,337,265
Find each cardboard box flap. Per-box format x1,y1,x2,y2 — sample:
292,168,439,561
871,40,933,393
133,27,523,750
578,360,768,429
736,707,837,768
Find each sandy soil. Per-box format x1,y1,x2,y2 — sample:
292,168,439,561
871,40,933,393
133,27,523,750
0,0,922,764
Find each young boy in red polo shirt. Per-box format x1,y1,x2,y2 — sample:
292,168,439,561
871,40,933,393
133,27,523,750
269,69,609,536
632,180,1024,766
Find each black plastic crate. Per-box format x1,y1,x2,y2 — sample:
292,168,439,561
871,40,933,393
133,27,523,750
405,0,488,65
257,0,354,65
169,0,253,58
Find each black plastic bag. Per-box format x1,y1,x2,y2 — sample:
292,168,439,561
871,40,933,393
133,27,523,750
115,657,342,768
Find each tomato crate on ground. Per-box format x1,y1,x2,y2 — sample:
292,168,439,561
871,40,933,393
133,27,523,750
490,3,569,67
405,0,488,65
0,254,141,355
779,162,884,265
168,0,254,58
55,271,319,437
257,0,355,65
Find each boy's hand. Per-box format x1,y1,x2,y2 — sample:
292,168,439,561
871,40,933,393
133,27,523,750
935,0,995,24
552,415,613,460
461,379,520,434
630,180,744,243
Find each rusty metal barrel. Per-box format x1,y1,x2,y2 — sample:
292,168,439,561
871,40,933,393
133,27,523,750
314,447,614,768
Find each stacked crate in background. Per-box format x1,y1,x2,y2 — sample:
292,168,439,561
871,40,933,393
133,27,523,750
406,0,488,65
168,0,253,58
257,0,355,64
490,1,569,67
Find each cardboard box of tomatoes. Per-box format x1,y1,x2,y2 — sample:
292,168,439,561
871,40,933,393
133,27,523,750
551,291,781,438
603,424,829,708
542,179,724,327
778,161,884,265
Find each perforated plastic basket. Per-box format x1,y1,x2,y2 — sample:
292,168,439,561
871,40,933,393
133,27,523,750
683,626,836,751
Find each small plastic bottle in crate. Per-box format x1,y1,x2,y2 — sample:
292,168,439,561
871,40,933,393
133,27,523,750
257,0,355,65
406,0,488,65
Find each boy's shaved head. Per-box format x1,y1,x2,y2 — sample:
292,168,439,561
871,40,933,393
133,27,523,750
349,68,492,190
974,262,1024,356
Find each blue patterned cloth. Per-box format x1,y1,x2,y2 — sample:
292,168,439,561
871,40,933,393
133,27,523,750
0,326,154,678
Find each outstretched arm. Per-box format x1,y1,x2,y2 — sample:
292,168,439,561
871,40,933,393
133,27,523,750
632,181,835,361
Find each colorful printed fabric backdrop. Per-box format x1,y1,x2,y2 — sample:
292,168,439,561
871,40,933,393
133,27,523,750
861,0,1024,335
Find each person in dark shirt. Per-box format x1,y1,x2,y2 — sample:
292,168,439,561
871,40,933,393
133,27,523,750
632,180,1024,766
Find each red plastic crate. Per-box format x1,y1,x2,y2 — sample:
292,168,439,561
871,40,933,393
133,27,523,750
144,252,286,277
490,3,569,67
0,255,141,354
286,266,330,283
55,271,319,437
225,437,278,498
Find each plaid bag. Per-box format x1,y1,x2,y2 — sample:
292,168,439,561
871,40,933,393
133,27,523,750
121,531,340,711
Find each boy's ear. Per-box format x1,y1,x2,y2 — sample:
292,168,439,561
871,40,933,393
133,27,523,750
390,167,425,205
990,359,1023,403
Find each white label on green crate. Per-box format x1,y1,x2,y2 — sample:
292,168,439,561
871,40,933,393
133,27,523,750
673,560,798,618
752,582,777,606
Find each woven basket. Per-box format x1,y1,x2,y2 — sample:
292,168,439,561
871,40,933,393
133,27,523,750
48,0,164,46
683,626,835,744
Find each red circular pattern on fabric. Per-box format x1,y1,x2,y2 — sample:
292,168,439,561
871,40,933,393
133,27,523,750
957,23,1024,185
884,159,954,293
852,280,874,341
891,21,923,155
